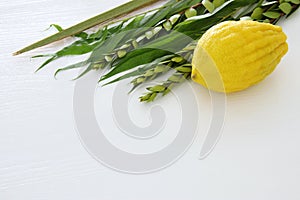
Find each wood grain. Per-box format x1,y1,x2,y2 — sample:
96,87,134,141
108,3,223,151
1,1,300,200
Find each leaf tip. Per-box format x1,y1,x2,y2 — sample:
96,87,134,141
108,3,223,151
12,51,20,56
54,70,61,79
34,68,42,73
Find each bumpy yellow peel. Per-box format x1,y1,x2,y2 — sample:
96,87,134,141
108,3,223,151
191,20,288,93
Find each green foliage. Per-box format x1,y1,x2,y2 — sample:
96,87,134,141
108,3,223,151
32,0,299,102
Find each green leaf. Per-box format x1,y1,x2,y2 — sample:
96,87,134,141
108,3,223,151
72,63,93,80
175,0,256,39
34,24,113,71
185,8,198,18
168,74,183,82
34,38,103,71
35,56,57,72
74,32,89,40
147,85,166,92
103,68,146,86
31,54,54,58
167,0,200,15
279,2,293,14
263,11,281,18
100,30,194,82
175,66,192,73
213,0,225,8
102,55,173,86
202,0,215,13
286,2,300,17
147,93,157,102
100,48,170,82
88,29,135,63
251,7,264,19
56,41,99,57
54,61,87,78
47,24,63,32
146,0,199,25
121,15,144,31
142,31,194,53
289,0,300,4
74,30,131,80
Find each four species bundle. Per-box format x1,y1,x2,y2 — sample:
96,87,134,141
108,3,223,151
20,0,300,102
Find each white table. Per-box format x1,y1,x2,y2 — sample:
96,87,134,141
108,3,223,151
1,1,300,199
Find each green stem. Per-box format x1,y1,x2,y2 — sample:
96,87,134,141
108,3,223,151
13,0,161,56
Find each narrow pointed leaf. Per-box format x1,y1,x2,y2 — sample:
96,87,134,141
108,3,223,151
35,56,57,72
54,61,88,78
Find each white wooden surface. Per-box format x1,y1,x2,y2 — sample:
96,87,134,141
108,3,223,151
1,1,300,199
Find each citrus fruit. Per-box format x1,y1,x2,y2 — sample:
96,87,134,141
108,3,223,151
191,20,288,93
